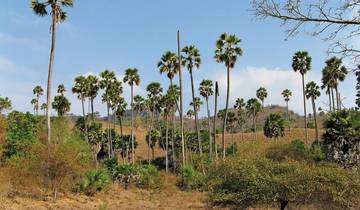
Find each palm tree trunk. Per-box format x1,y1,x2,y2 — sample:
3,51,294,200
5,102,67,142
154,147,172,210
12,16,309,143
222,67,230,159
206,98,212,156
118,116,123,136
46,9,57,145
131,85,135,164
36,95,39,115
253,114,256,140
177,30,185,166
331,88,335,111
171,113,176,170
189,70,202,155
81,96,88,142
165,115,169,172
301,74,308,145
335,85,340,110
286,101,290,131
213,81,219,159
107,102,111,158
170,79,180,114
91,98,94,121
327,87,332,112
312,98,319,142
241,123,244,141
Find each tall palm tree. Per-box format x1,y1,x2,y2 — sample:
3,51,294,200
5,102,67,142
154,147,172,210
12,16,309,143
123,68,141,164
256,87,268,107
72,75,88,141
177,31,185,166
115,97,127,137
215,33,243,158
167,84,180,168
213,82,219,158
31,0,73,144
146,82,163,164
226,111,237,155
305,81,321,142
85,75,99,121
292,51,311,145
33,85,44,115
234,98,246,141
322,57,348,110
31,98,38,115
246,98,261,141
108,79,123,157
40,103,47,116
281,89,292,131
99,70,117,158
199,79,214,156
182,45,202,155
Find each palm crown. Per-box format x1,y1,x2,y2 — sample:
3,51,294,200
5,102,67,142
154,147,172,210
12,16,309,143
31,0,73,23
215,33,243,69
292,51,311,75
72,76,87,99
256,87,268,102
322,57,348,89
85,75,99,100
123,68,140,86
199,79,214,99
234,98,246,110
282,89,292,102
158,51,178,80
181,45,201,72
33,85,44,97
190,97,203,111
305,81,321,100
246,98,261,117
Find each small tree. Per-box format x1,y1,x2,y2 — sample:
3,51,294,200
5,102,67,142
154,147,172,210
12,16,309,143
52,84,71,117
234,98,246,141
256,87,268,107
246,98,261,140
263,114,285,142
281,89,292,131
305,81,321,142
33,85,43,115
0,97,12,114
146,129,161,160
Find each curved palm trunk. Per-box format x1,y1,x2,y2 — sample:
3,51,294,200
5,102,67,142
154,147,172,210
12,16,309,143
301,74,308,145
222,67,230,159
189,70,202,155
165,115,169,172
46,10,57,144
81,96,88,142
213,81,219,159
130,85,135,164
311,97,319,142
206,97,212,156
177,31,185,166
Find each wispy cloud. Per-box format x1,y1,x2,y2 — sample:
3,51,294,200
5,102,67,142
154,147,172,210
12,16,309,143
0,32,46,51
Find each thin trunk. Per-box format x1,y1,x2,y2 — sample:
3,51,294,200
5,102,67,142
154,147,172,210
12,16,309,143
170,79,180,114
147,110,151,165
119,116,123,136
107,102,111,158
177,30,185,166
91,98,94,121
327,87,332,112
286,101,290,131
36,95,39,115
253,114,256,140
81,96,88,142
301,74,308,145
335,85,340,110
131,85,135,164
231,132,235,155
222,67,230,159
213,81,219,159
165,115,169,172
241,123,244,141
206,98,212,156
189,70,202,155
171,113,176,170
331,88,335,111
312,98,319,142
46,8,57,144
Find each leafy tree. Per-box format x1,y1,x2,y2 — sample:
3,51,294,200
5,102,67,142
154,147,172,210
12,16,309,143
215,33,243,159
32,85,43,115
199,79,214,156
182,45,202,155
264,113,285,142
256,87,268,107
72,75,88,141
85,75,99,120
123,68,140,164
281,89,292,131
52,84,71,117
31,0,73,144
0,97,12,114
322,110,360,168
234,98,246,141
305,81,321,142
246,98,261,140
292,51,311,145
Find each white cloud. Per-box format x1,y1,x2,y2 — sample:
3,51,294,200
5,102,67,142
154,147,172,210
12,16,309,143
0,33,46,51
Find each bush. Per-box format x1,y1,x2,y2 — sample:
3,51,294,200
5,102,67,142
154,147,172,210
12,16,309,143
208,157,360,209
74,169,110,196
177,165,206,191
137,164,163,189
266,139,308,161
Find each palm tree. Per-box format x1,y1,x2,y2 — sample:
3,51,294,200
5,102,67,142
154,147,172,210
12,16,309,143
292,51,311,145
85,75,99,120
33,85,44,115
226,111,237,155
177,31,185,166
186,109,195,119
281,89,292,131
72,75,88,141
305,81,321,142
264,114,285,143
213,81,219,158
256,87,268,107
322,57,348,110
182,45,202,155
40,103,47,115
123,68,141,164
167,84,180,168
234,98,246,141
99,69,117,158
115,97,127,137
246,98,261,141
52,84,71,117
31,0,73,144
31,98,38,115
146,82,163,164
133,95,145,129
215,33,243,158
199,79,214,156
0,97,12,114
108,79,123,157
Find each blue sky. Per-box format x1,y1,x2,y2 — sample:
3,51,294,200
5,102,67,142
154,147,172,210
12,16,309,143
0,0,357,117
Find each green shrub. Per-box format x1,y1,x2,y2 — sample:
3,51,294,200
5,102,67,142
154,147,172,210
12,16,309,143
75,169,110,196
137,164,163,189
309,143,326,162
266,139,307,161
177,165,206,191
